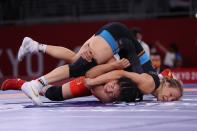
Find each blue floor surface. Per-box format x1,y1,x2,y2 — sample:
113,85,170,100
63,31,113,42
0,91,197,131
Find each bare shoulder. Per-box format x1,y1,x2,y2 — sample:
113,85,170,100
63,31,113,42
141,73,155,86
141,73,154,80
139,73,155,94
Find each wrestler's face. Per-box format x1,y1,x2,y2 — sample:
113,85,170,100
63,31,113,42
157,82,181,102
91,80,120,103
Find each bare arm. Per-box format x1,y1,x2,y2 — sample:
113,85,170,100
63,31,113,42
123,72,155,94
85,58,130,78
86,70,155,94
86,70,125,86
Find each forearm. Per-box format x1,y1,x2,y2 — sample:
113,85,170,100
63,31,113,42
123,72,154,94
85,60,117,78
123,71,142,84
87,70,124,87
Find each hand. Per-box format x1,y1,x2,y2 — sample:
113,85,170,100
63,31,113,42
80,43,94,62
114,58,130,69
84,78,93,89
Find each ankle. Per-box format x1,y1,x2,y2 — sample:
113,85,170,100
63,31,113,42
38,43,47,53
31,76,49,92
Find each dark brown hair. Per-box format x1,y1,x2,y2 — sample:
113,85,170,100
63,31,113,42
117,77,143,102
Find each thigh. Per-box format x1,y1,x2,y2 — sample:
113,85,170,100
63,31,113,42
89,36,114,64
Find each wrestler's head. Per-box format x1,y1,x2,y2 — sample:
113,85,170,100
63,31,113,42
117,77,143,102
155,77,183,101
91,77,141,103
91,80,120,103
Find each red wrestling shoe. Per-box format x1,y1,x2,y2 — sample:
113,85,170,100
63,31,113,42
1,79,26,91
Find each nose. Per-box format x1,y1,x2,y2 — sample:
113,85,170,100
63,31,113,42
167,97,174,101
105,85,113,93
163,95,174,102
162,96,168,101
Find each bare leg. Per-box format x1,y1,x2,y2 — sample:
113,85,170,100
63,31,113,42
45,45,76,63
62,81,91,99
18,37,79,63
45,36,95,63
61,83,73,99
43,77,91,101
43,65,70,84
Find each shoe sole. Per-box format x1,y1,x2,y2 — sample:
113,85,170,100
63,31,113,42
18,37,29,61
1,79,9,90
22,85,43,106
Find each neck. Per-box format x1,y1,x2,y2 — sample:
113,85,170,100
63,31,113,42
152,86,160,97
152,79,163,97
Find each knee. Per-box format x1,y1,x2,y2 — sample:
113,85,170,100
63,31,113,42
69,57,97,77
45,86,64,101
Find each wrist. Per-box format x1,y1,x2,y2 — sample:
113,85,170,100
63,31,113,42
119,70,125,77
111,62,117,69
112,61,120,69
84,78,93,89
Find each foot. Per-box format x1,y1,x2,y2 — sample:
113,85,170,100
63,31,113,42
18,37,39,61
21,82,43,106
1,79,25,91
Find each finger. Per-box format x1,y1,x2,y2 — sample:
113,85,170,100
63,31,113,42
87,51,94,62
124,58,130,63
120,58,126,62
125,63,131,67
89,50,94,59
125,60,130,66
122,59,130,65
122,63,129,68
122,59,129,64
81,53,87,60
81,52,90,62
84,52,92,62
123,61,130,68
85,51,93,62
